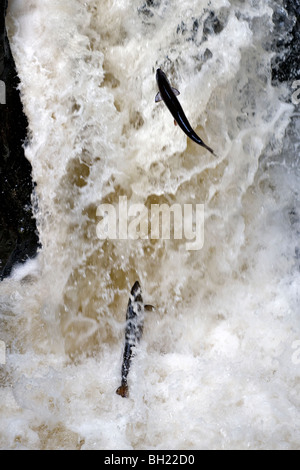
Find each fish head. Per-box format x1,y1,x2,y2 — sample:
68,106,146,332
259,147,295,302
156,68,167,85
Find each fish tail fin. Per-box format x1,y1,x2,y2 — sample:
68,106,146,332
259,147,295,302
204,143,218,158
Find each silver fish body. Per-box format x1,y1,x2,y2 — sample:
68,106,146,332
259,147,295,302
116,281,145,398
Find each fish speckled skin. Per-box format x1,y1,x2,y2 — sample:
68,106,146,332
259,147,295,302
155,68,217,157
116,281,144,398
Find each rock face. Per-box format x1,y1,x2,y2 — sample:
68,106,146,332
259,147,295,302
271,0,300,83
0,0,39,279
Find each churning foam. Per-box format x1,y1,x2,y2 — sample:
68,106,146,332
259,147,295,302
0,0,299,449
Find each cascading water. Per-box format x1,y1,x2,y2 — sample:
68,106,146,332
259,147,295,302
0,0,299,450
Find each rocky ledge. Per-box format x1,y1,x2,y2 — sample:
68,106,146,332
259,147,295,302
0,0,39,280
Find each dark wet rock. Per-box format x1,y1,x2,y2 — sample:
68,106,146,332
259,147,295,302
271,0,300,83
138,0,162,20
0,0,39,280
203,11,225,37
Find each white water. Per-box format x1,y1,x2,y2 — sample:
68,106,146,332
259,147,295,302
0,0,299,449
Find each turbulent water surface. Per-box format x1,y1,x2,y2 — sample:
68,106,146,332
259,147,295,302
0,0,299,449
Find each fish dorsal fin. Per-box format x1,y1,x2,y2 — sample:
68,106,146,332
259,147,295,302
172,87,180,96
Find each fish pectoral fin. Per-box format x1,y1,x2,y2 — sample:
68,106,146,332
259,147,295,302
172,87,180,96
145,304,155,312
174,119,178,126
155,92,162,102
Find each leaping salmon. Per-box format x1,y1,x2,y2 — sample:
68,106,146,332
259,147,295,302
116,281,154,398
155,68,217,157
